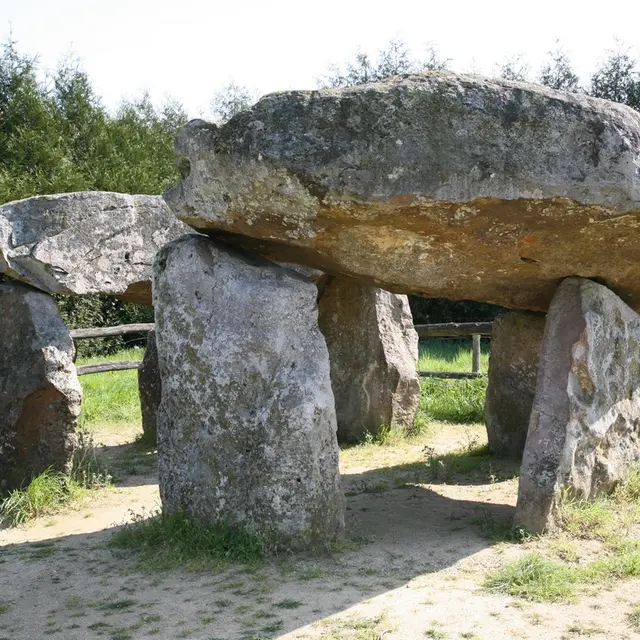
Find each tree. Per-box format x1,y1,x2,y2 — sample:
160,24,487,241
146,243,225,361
210,82,257,123
495,54,531,82
539,44,580,92
318,38,449,89
589,46,640,110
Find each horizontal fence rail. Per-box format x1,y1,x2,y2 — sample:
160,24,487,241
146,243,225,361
418,371,487,379
70,323,155,340
76,360,142,376
414,322,493,338
70,322,494,378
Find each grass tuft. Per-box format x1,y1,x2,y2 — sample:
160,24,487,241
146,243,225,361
0,429,111,526
109,510,270,572
0,469,80,526
485,554,576,602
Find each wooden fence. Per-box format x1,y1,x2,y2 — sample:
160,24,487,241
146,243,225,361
72,323,152,376
71,321,493,379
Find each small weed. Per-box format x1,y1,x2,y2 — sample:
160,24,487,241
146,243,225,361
274,599,303,609
316,612,391,640
0,603,9,615
345,480,388,497
297,567,328,581
528,613,544,625
261,619,283,633
565,622,603,636
99,599,137,611
628,604,640,630
473,510,532,543
424,623,449,639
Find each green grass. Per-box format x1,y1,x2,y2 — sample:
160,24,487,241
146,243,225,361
108,511,269,572
486,470,640,602
0,431,111,526
417,377,487,424
0,469,82,525
77,348,143,428
416,339,488,425
418,338,489,374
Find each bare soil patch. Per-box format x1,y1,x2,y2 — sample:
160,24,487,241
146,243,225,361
1,422,639,640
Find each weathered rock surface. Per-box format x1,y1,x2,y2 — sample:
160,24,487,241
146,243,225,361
165,72,640,313
137,330,161,443
0,281,82,490
0,192,191,305
485,312,546,457
153,234,344,545
318,277,420,442
515,278,640,533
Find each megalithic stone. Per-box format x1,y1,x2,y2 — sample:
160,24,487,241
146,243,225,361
152,234,345,546
515,278,640,533
0,281,82,490
318,276,420,443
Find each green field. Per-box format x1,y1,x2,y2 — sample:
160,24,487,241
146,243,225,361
417,337,490,373
76,339,489,432
77,347,144,428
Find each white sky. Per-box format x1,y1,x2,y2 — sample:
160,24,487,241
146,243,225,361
3,0,639,117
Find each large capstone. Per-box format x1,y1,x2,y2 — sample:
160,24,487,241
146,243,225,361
318,276,420,442
165,73,640,313
153,235,345,545
0,192,190,305
515,278,640,533
485,312,546,457
0,281,82,490
137,330,161,443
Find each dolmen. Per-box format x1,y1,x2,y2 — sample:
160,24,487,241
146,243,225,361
154,72,640,541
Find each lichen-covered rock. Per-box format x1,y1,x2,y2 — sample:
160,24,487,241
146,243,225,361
485,312,546,457
515,278,640,533
153,235,345,545
0,281,82,490
0,192,191,305
137,330,161,443
165,73,640,313
318,277,420,442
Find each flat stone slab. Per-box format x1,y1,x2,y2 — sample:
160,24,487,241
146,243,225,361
153,235,345,545
515,278,640,533
0,281,82,490
0,192,190,305
165,72,640,313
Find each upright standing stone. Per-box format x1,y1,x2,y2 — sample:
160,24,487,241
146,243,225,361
137,330,161,443
153,235,344,546
515,278,640,533
485,312,546,457
0,281,82,490
318,277,420,442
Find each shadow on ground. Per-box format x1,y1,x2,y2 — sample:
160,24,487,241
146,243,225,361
0,469,516,640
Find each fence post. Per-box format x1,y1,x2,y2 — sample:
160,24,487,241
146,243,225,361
472,334,481,374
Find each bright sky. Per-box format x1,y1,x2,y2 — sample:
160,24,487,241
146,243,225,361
3,0,639,117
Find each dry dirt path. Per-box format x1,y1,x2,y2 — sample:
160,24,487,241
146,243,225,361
1,423,639,640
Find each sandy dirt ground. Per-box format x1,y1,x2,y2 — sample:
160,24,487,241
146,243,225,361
1,423,639,640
